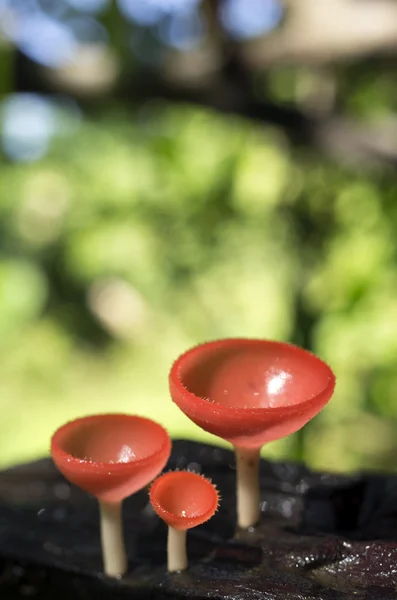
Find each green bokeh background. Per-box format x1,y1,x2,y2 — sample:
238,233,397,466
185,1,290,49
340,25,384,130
1,2,397,472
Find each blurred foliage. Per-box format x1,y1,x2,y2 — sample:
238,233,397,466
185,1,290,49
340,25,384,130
1,0,397,472
1,99,397,472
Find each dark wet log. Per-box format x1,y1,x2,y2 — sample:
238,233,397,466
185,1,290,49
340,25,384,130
0,441,396,599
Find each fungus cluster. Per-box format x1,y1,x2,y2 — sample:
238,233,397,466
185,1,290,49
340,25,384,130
50,338,335,577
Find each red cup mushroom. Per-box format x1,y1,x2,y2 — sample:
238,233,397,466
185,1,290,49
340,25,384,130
51,414,171,577
149,471,219,572
169,338,335,529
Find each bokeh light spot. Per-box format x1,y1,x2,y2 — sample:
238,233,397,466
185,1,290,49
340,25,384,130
1,94,56,162
17,12,76,67
0,94,81,162
220,0,284,40
66,16,108,44
157,8,205,50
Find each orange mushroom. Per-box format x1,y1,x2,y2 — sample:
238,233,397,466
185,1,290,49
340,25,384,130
170,338,335,529
150,470,219,572
51,414,171,577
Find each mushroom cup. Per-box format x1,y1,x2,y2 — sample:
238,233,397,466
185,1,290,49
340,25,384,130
51,414,171,577
170,339,335,528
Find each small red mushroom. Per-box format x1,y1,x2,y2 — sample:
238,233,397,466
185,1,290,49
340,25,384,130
149,470,219,572
169,338,335,529
51,414,171,577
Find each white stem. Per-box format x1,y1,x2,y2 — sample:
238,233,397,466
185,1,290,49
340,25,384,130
235,446,261,529
99,500,127,577
167,526,188,572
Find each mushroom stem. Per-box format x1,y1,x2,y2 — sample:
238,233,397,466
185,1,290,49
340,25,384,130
235,446,261,528
167,526,188,572
99,500,127,577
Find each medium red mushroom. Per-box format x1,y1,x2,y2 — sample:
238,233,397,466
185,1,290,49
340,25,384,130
169,338,335,529
149,470,219,572
51,414,171,577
